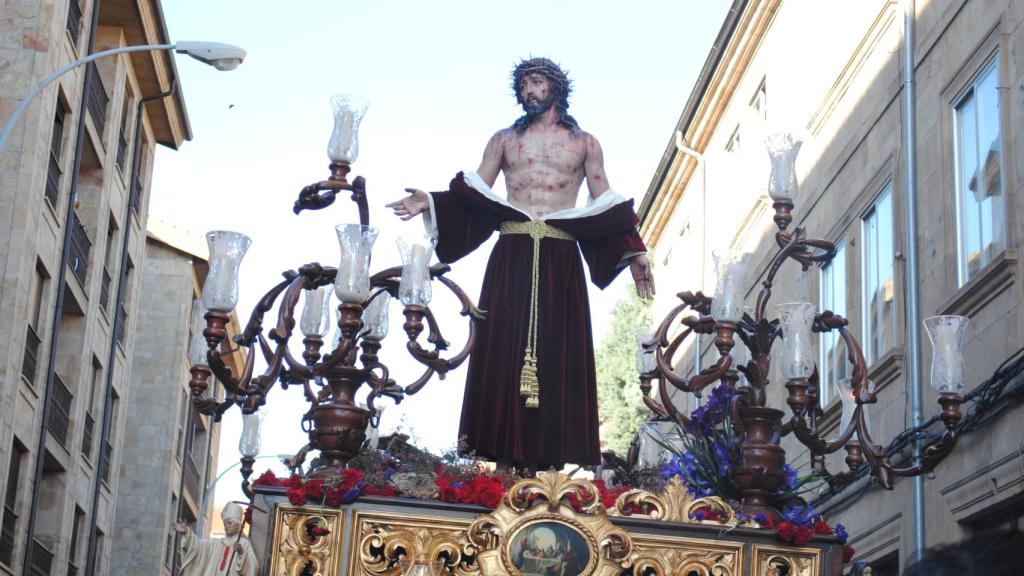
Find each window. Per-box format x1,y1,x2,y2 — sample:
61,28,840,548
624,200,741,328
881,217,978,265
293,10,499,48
750,79,767,122
954,56,1004,283
862,184,896,363
69,506,85,571
116,87,134,172
165,495,177,567
176,390,188,462
46,104,66,207
1,440,27,566
819,241,847,405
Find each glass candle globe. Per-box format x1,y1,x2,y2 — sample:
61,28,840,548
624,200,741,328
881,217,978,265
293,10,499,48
202,231,251,312
765,132,803,202
327,94,369,164
361,291,390,339
635,332,657,374
300,286,332,338
710,249,751,322
334,224,379,303
776,302,817,379
238,409,264,458
187,306,209,366
925,315,969,394
397,235,437,306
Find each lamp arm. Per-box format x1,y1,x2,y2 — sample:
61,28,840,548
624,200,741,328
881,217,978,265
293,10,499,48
0,43,176,154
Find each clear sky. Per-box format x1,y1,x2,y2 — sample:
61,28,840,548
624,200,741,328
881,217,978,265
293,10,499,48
151,0,732,510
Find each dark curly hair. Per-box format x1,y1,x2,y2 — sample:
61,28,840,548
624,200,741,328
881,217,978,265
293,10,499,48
510,57,581,135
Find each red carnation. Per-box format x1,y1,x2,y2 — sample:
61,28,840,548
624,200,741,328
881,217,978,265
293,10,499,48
363,485,398,497
310,526,331,537
283,474,303,489
794,526,814,547
253,470,280,487
303,479,326,501
776,521,796,543
843,544,855,564
812,519,833,536
342,468,365,484
287,486,306,506
325,486,344,507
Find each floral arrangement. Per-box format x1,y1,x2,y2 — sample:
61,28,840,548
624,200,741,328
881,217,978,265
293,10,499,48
650,382,855,562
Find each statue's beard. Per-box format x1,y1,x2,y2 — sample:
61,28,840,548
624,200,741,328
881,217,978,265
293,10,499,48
521,94,555,121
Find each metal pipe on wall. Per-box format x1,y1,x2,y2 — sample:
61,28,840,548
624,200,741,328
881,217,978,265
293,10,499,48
902,0,926,560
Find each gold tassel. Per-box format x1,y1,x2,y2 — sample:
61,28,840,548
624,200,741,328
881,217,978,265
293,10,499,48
520,348,540,408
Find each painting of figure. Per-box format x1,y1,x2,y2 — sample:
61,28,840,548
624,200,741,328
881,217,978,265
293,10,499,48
508,521,590,576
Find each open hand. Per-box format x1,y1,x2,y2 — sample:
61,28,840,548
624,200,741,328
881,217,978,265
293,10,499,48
386,188,430,221
172,522,188,534
630,255,655,300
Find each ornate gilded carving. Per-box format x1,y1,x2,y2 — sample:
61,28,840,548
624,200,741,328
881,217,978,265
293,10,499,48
352,510,478,576
628,534,742,576
752,544,819,576
468,471,634,576
611,476,759,528
268,505,345,576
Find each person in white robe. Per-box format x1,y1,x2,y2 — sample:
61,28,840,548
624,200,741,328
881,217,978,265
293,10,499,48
173,502,258,576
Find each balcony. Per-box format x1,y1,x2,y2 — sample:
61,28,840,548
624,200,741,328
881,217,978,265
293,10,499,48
82,412,94,461
99,268,111,314
128,172,142,216
68,211,91,288
45,153,61,207
0,505,16,566
65,0,82,45
99,440,112,484
47,375,72,447
28,540,52,576
86,63,108,137
183,456,201,503
115,127,128,172
22,325,40,385
115,303,127,346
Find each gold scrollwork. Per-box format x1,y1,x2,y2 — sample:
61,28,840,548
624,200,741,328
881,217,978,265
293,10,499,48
627,534,742,576
352,511,478,576
269,506,345,576
469,471,634,576
611,476,759,528
752,544,819,576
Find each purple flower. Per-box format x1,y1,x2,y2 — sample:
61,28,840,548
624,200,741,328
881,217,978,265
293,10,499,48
782,502,816,527
783,464,799,491
342,485,363,503
691,509,707,521
834,524,849,544
753,512,770,525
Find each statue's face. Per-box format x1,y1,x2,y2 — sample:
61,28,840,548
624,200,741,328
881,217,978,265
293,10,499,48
519,73,554,114
223,519,241,537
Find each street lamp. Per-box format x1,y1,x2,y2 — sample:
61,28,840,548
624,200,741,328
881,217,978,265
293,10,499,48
0,40,247,154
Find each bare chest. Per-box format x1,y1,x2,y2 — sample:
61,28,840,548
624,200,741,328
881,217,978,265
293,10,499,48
503,130,587,174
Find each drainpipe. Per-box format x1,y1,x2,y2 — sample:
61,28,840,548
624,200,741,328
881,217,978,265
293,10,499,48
21,0,101,572
83,78,178,575
902,0,926,561
674,131,707,382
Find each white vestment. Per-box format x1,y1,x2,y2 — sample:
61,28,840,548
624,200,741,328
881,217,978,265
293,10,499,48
179,531,258,576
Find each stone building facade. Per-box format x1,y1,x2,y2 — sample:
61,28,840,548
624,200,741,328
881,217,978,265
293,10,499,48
640,0,1024,572
0,0,193,573
111,218,244,576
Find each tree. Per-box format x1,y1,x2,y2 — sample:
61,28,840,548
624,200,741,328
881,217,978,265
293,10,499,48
595,288,653,456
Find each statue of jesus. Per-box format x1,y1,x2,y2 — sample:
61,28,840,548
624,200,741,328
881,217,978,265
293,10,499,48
388,58,653,469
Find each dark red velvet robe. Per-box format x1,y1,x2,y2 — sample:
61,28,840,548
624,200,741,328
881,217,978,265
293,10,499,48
431,173,647,466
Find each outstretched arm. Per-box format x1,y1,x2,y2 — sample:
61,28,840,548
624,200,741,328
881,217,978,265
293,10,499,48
583,133,611,198
476,130,506,187
386,188,430,221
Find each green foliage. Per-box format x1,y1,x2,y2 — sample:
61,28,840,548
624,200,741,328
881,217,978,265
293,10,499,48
595,288,653,456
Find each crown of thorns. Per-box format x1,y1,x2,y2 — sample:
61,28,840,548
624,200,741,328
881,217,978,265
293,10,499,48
511,58,572,104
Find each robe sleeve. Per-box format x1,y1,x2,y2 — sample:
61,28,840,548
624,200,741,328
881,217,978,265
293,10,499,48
552,200,648,290
578,227,647,289
428,189,499,264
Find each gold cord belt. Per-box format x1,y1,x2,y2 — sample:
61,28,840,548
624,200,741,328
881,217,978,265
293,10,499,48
499,221,576,408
